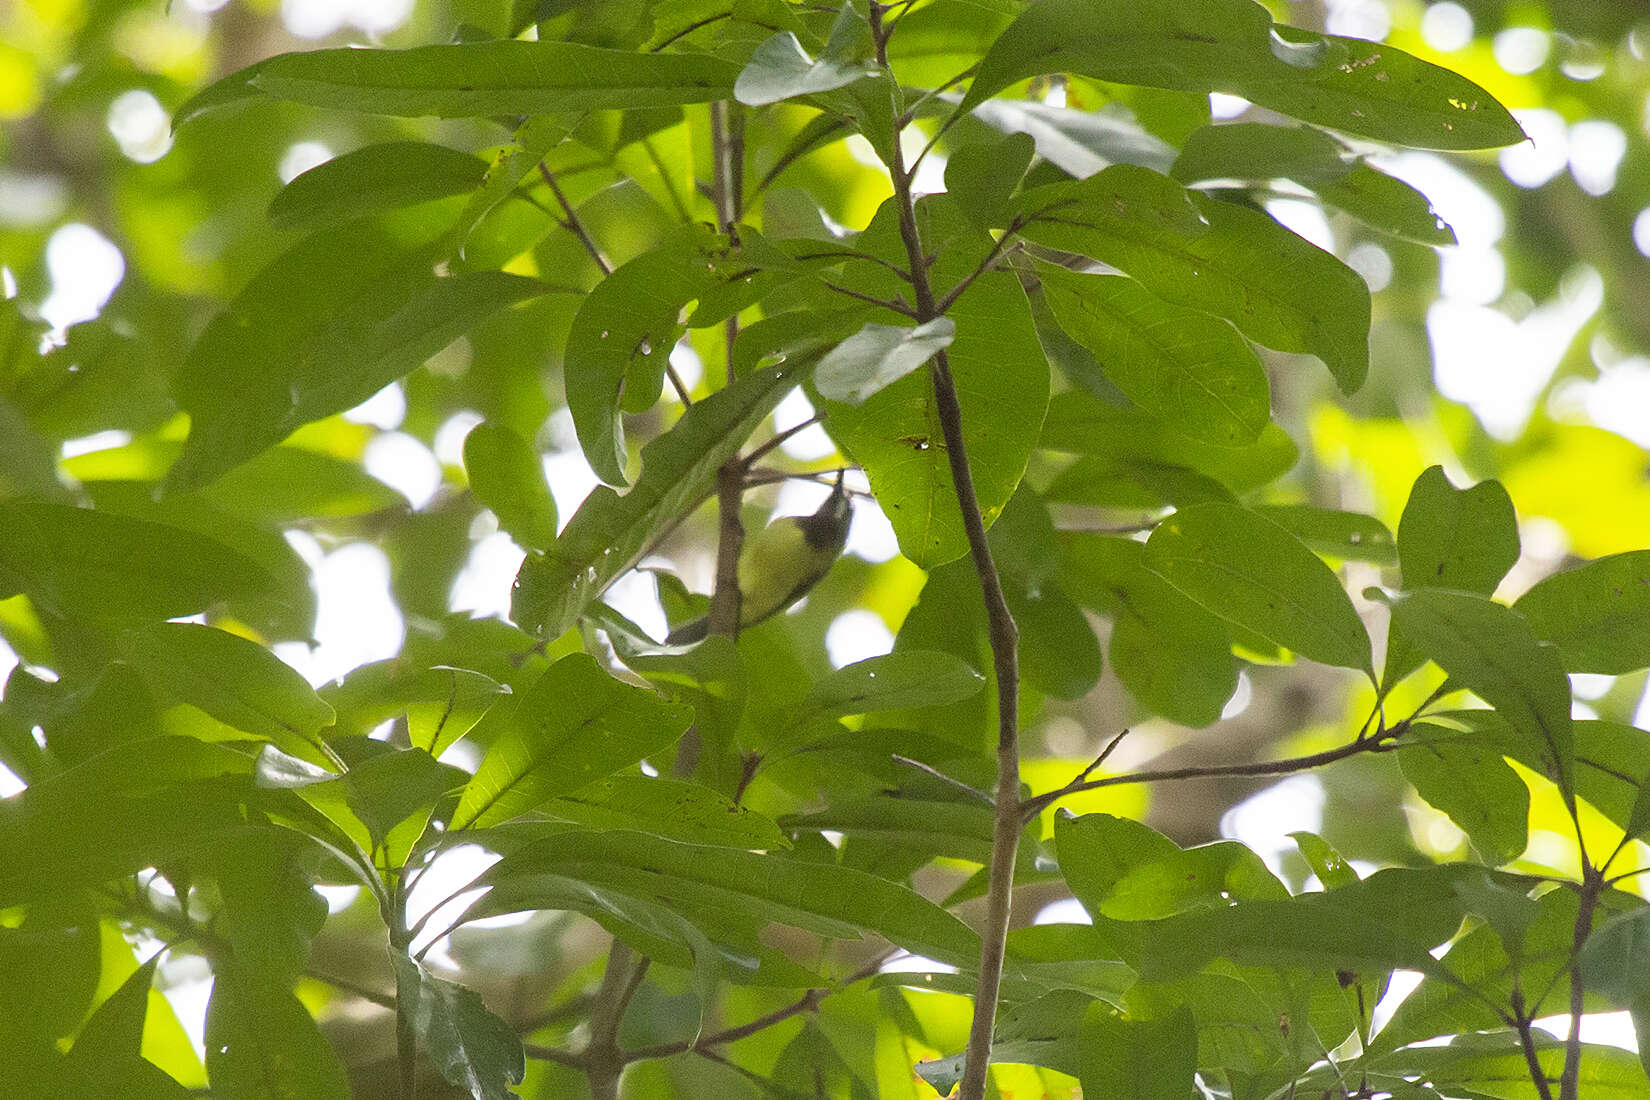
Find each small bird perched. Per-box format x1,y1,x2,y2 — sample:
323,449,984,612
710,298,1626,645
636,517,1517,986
666,472,853,645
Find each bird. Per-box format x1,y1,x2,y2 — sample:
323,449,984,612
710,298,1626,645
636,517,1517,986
666,472,853,645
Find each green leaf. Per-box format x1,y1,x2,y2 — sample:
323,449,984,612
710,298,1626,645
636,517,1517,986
293,746,466,857
390,951,524,1100
784,796,1003,865
211,828,329,983
734,31,878,106
0,501,281,624
1254,504,1396,565
1144,502,1373,674
1318,164,1456,246
1038,265,1270,445
1396,465,1520,595
1384,589,1573,801
451,654,693,830
822,197,1049,568
267,141,487,232
1373,1035,1650,1100
814,318,956,405
563,226,730,483
1579,906,1650,1006
70,957,158,1066
205,968,349,1100
963,0,1523,150
1138,867,1470,981
0,897,100,1043
511,363,797,638
119,622,337,767
169,216,547,491
1101,841,1289,920
175,41,740,125
1398,722,1529,865
1514,550,1650,674
1386,465,1520,687
955,92,1179,179
1011,579,1105,700
539,775,787,849
0,737,252,904
455,114,576,248
463,421,556,552
945,130,1037,229
1080,1002,1197,1100
1059,533,1238,727
1012,166,1371,393
803,651,985,716
479,829,980,966
1172,122,1352,185
1290,831,1359,889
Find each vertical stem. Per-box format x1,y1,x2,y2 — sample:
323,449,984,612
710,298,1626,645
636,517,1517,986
707,97,749,638
1559,872,1603,1100
868,7,1021,1099
389,875,419,1100
585,941,649,1100
1511,987,1557,1100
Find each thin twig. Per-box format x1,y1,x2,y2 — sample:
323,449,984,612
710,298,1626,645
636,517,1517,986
819,278,919,316
1020,729,1407,820
522,1042,587,1068
622,956,887,1062
649,11,734,52
538,162,612,276
892,755,995,806
740,415,825,468
666,362,694,405
789,248,915,284
1068,728,1130,785
307,967,398,1011
932,222,1026,316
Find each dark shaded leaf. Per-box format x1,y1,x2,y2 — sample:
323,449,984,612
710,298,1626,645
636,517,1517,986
1080,1002,1197,1100
391,951,524,1100
205,967,349,1100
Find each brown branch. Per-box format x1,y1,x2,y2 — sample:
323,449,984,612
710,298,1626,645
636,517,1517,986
1020,729,1406,820
622,956,886,1062
1559,870,1604,1100
584,942,651,1100
869,8,1021,1099
1510,987,1559,1100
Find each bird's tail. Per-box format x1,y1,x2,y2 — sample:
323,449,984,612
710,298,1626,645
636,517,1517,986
664,616,710,645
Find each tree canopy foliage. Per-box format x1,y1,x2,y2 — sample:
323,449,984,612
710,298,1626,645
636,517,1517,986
4,0,1650,1098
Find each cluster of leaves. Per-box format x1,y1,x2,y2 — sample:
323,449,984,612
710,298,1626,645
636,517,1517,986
4,0,1650,1098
